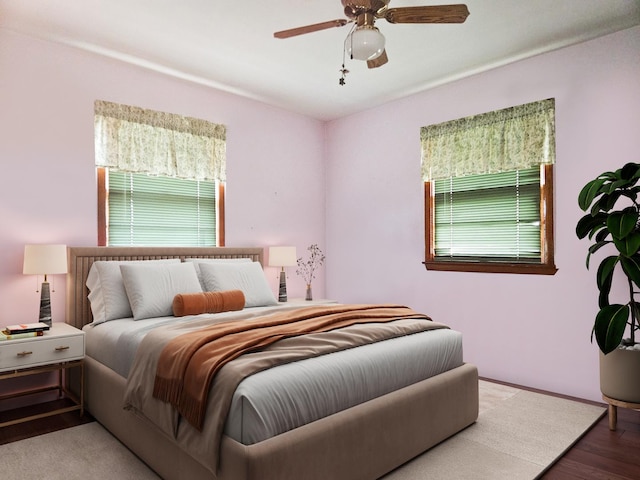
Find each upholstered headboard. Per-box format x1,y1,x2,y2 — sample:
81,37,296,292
65,246,264,329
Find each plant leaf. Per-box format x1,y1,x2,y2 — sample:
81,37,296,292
594,304,628,354
605,178,632,193
588,240,610,257
596,255,618,290
601,171,618,179
599,190,623,212
607,207,639,239
575,212,607,239
596,256,617,308
620,188,639,204
621,255,640,288
612,232,640,257
578,178,606,211
620,162,640,180
594,228,610,243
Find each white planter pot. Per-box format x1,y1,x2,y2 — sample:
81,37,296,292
599,347,640,403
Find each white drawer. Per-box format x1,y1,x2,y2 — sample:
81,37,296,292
0,334,84,372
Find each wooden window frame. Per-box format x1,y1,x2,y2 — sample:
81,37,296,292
423,164,556,275
96,167,225,247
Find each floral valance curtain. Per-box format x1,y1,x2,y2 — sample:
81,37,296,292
421,98,555,182
95,100,226,182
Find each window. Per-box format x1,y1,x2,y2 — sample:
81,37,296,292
94,101,226,247
422,99,557,274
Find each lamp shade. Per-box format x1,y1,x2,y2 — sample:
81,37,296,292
349,26,385,61
268,246,297,267
23,244,68,275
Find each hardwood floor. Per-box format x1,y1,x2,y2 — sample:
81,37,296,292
1,386,639,478
483,378,640,480
0,397,93,446
541,406,640,479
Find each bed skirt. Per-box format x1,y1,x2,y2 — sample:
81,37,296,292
81,355,479,480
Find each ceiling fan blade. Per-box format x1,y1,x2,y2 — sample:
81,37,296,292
384,4,469,24
274,19,348,39
367,49,388,69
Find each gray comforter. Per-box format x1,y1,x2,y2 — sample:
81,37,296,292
121,309,452,473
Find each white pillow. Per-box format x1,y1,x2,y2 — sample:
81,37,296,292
120,262,203,320
184,257,252,288
200,261,277,308
86,259,180,324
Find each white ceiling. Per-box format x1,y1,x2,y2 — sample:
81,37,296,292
1,0,639,120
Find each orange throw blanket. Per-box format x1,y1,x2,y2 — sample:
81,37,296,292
153,304,432,430
172,290,245,317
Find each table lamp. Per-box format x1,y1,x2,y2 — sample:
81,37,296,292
23,244,68,326
268,246,297,302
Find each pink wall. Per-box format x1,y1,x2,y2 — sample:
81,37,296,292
2,24,639,402
325,26,640,402
0,29,327,325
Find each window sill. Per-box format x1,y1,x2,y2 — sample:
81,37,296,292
423,260,558,275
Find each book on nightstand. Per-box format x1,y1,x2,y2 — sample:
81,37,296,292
0,329,44,341
4,322,50,334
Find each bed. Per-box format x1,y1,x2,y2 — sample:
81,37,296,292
66,246,478,480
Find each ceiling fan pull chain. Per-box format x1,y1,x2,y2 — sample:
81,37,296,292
339,24,356,86
339,64,349,86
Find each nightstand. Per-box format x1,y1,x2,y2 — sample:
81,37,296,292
0,322,85,427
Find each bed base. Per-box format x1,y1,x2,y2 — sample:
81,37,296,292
85,356,478,480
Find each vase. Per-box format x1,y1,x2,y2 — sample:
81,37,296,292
305,284,313,301
600,348,640,403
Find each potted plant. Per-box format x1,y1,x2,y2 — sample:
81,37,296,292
576,162,640,403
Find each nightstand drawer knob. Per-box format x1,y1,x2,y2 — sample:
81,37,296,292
16,351,33,357
55,346,70,351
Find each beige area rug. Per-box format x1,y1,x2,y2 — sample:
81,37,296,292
0,381,604,480
382,381,606,479
0,421,161,480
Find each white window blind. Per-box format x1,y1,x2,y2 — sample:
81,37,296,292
433,167,541,262
107,171,217,246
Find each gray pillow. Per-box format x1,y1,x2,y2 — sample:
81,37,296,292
199,261,277,308
120,262,202,320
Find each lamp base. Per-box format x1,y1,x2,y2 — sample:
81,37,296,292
278,270,288,302
39,281,52,327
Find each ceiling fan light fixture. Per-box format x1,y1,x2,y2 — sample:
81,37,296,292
349,26,385,61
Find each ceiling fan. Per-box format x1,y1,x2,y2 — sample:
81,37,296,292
274,1,470,69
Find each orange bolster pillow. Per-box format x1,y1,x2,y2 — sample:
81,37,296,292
173,290,245,317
